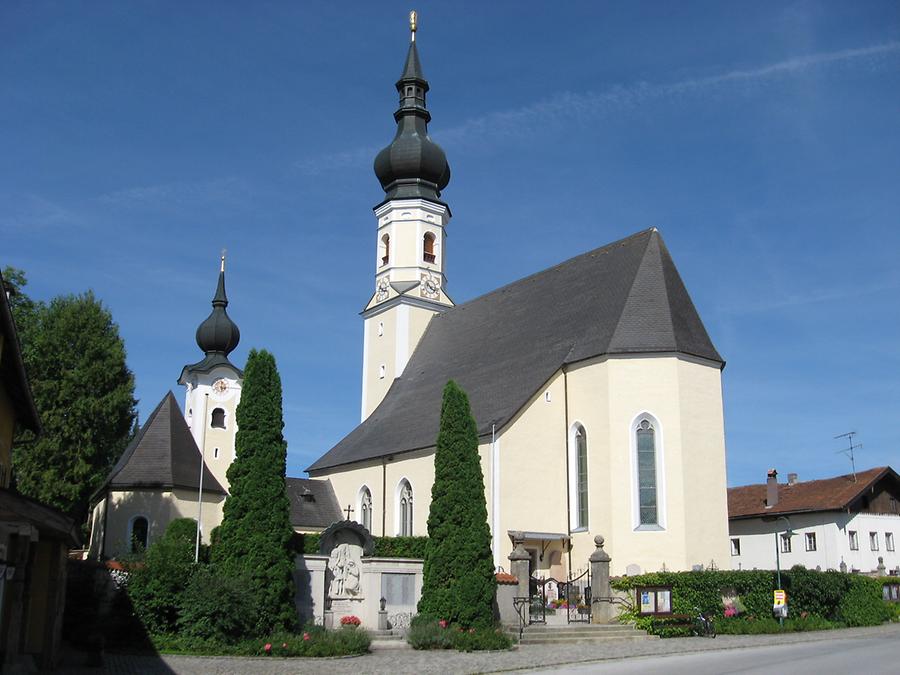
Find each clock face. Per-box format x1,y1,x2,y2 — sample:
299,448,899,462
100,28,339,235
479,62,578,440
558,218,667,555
420,273,440,299
376,277,390,302
213,379,228,394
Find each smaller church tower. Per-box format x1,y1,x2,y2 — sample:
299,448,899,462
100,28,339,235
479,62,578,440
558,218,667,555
362,12,453,420
178,255,242,492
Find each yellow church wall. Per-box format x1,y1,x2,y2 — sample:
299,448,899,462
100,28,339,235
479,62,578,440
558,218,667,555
94,488,225,559
203,409,236,490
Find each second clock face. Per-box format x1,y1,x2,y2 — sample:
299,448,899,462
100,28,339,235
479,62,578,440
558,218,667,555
213,378,228,394
420,272,440,299
376,277,390,302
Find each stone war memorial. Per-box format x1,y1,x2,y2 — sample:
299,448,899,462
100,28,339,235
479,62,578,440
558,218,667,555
295,521,424,631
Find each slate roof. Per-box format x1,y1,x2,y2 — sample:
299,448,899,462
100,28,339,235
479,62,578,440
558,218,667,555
286,477,342,529
99,391,226,495
728,466,899,519
308,228,722,473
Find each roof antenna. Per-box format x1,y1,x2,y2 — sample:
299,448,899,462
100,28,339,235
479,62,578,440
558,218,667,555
834,431,860,482
409,9,417,42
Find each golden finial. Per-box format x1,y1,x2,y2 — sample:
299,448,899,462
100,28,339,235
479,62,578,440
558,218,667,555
220,249,226,273
409,10,417,42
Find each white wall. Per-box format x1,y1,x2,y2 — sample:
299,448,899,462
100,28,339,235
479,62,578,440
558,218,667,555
730,512,900,573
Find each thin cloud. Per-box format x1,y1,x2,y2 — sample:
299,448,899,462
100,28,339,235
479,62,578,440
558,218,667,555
295,41,900,172
98,177,251,210
719,278,900,314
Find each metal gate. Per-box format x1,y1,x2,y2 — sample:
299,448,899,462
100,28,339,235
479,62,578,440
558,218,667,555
565,566,592,623
528,574,549,624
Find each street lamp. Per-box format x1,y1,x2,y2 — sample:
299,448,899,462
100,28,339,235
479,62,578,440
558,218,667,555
773,515,793,627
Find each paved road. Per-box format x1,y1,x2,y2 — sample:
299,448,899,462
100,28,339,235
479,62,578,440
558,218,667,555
524,634,898,674
57,623,900,674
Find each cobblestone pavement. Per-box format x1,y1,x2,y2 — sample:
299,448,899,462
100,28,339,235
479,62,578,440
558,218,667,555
58,623,900,675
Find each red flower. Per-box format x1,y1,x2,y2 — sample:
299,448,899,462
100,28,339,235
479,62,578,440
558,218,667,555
438,619,448,628
303,632,310,641
264,643,272,654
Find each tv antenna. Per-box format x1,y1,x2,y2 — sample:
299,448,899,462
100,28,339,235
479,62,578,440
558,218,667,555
834,432,860,482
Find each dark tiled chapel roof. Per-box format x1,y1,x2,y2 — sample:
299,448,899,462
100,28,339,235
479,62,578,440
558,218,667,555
309,228,722,473
285,477,343,530
100,391,226,495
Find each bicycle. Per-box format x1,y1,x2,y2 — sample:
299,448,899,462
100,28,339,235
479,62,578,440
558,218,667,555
693,606,716,638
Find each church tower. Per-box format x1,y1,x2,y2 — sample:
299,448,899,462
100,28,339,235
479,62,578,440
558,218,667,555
362,13,453,420
178,256,242,491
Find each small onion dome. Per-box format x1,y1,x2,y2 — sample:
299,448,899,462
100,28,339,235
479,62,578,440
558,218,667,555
195,265,240,356
373,40,450,204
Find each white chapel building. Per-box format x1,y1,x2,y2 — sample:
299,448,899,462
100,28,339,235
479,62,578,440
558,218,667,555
306,29,732,577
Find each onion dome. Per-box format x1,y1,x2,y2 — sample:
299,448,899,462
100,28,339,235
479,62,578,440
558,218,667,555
373,15,450,204
195,257,240,356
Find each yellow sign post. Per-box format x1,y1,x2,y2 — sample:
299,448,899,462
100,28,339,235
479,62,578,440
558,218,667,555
773,590,786,606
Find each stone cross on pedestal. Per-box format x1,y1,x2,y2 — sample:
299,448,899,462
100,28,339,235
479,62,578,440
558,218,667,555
508,531,531,622
590,534,613,624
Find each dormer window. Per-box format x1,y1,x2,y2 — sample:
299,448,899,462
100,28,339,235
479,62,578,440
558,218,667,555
211,408,226,429
423,232,436,263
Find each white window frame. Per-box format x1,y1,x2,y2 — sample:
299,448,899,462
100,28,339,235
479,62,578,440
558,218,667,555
870,532,879,551
357,485,373,532
780,532,792,553
395,478,414,537
567,422,589,531
805,532,817,552
886,532,895,552
730,538,741,556
630,412,666,531
849,530,859,550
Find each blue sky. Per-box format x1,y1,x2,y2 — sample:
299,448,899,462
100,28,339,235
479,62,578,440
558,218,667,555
2,1,898,487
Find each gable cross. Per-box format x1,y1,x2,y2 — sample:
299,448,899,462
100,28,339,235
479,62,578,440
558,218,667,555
344,504,354,520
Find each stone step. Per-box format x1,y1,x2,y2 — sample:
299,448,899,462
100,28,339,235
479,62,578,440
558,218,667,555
522,625,641,634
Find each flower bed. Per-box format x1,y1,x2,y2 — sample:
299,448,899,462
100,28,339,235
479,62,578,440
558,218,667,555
151,625,370,657
407,616,514,651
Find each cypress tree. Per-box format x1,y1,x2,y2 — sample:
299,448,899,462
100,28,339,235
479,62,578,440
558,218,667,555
212,349,295,634
418,380,496,627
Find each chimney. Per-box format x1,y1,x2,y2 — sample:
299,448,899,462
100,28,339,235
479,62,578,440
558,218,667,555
788,473,799,486
766,469,779,508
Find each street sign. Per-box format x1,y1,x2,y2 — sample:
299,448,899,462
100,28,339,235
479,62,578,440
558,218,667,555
773,590,787,606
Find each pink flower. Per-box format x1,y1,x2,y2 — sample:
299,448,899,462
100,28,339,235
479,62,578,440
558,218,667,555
264,643,272,654
281,643,288,649
724,606,737,618
303,632,310,641
438,619,448,628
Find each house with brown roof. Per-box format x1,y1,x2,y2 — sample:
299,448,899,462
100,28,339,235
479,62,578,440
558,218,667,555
728,467,900,575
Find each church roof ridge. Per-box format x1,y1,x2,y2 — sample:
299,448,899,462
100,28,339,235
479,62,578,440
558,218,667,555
307,227,722,474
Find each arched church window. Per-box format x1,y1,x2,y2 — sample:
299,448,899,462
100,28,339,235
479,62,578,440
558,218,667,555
575,425,589,528
399,480,413,536
211,408,226,429
359,486,372,532
636,419,658,526
381,234,390,266
130,516,149,553
423,232,436,263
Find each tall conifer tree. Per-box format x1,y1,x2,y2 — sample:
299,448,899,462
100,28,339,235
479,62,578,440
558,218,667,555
418,380,496,627
212,349,295,633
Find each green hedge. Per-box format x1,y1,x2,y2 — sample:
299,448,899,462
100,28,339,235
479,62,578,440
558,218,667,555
297,532,428,559
612,567,890,635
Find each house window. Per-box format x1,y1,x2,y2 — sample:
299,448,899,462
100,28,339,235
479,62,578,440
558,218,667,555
359,486,372,532
211,408,226,429
730,538,741,556
636,419,658,526
423,232,436,263
381,234,390,265
780,533,792,553
870,532,879,551
379,364,385,379
890,497,898,513
887,532,895,552
805,532,817,552
398,480,413,536
574,425,588,529
849,530,859,550
130,516,149,553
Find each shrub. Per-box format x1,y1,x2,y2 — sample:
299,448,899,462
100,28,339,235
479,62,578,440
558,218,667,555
151,624,370,657
299,533,429,558
127,518,198,634
407,616,513,651
175,567,257,642
839,576,891,627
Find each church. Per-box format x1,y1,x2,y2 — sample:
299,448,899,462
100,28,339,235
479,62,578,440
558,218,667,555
305,24,731,577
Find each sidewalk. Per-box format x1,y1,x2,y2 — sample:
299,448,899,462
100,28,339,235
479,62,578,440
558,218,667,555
60,623,900,675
